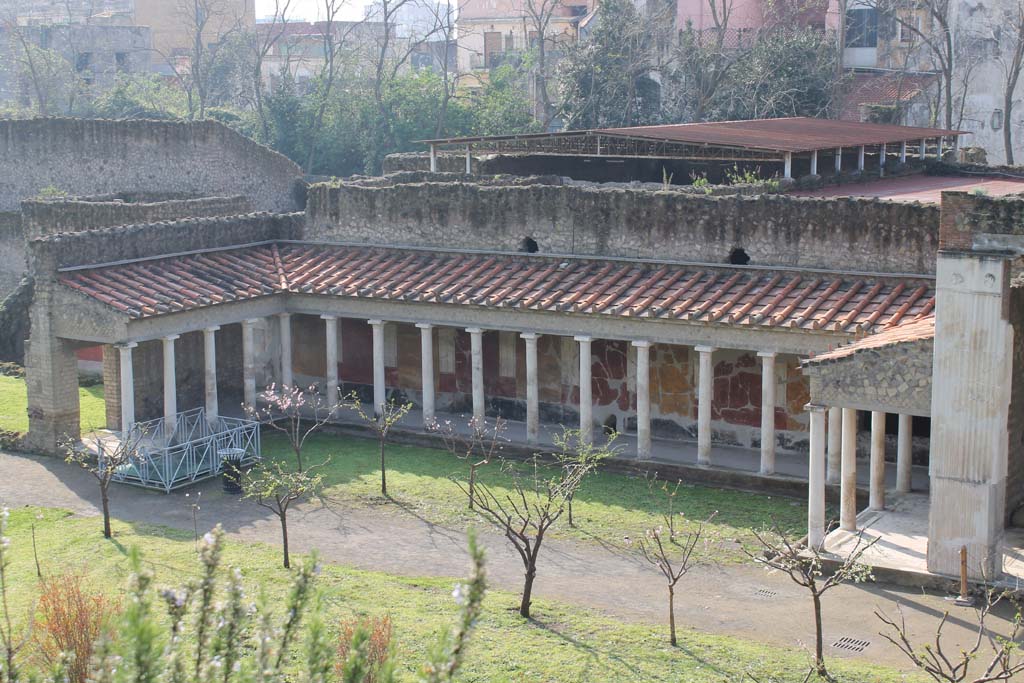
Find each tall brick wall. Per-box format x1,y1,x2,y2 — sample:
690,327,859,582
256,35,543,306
0,119,303,213
305,179,940,274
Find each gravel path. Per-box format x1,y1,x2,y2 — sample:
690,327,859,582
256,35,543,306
0,450,1005,670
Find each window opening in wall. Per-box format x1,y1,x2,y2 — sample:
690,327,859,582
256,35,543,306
728,247,750,265
519,236,539,253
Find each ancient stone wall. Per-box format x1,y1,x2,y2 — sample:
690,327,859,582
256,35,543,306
287,313,812,452
0,211,21,295
1006,284,1024,517
20,196,253,240
305,179,939,273
0,119,303,213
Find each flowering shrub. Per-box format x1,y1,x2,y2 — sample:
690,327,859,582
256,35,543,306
335,616,393,683
34,572,121,683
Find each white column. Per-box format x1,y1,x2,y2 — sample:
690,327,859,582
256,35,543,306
242,319,258,409
896,413,912,494
857,145,866,171
826,406,842,485
840,408,858,531
899,140,908,163
429,143,437,172
810,150,818,176
879,143,887,168
278,312,292,388
322,315,339,406
757,351,776,475
522,332,540,444
696,345,715,465
834,147,843,172
467,327,484,422
117,342,137,431
162,334,179,423
465,145,472,174
369,320,386,414
575,335,593,444
870,410,886,510
807,404,827,549
936,136,944,159
783,152,792,179
417,323,435,427
203,326,219,423
633,341,651,459
920,138,928,159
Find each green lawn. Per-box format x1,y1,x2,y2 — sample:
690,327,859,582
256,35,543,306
0,375,105,434
1,507,920,683
266,432,808,564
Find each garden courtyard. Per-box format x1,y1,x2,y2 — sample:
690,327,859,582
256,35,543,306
0,376,1013,682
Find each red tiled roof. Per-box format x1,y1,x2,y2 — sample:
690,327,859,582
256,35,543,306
804,314,935,364
58,242,935,333
838,72,937,123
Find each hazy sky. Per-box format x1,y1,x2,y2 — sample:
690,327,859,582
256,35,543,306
255,0,367,22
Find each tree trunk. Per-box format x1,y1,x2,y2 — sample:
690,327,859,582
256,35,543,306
1005,93,1015,166
280,510,290,569
468,466,476,510
520,564,536,618
101,486,112,539
668,585,677,646
380,437,387,497
567,495,575,527
812,591,825,676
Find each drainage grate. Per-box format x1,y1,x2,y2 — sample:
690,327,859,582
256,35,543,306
832,637,871,653
754,588,777,599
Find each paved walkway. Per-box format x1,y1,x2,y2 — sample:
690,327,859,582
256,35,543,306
0,450,1006,670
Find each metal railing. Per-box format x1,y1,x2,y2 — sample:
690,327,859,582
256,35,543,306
106,408,261,493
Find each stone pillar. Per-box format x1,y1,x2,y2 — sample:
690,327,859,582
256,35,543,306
633,340,651,459
920,138,927,159
857,145,866,171
278,312,293,387
928,250,1012,579
117,342,137,431
879,142,887,168
369,320,386,414
870,410,886,510
840,408,858,531
758,351,776,475
696,345,715,465
896,413,912,494
242,318,258,410
429,144,437,172
826,406,842,484
834,147,842,172
807,404,827,549
522,332,540,444
783,152,792,179
162,334,179,423
809,150,818,176
937,135,944,158
575,335,593,444
465,145,472,174
417,323,435,427
467,327,484,422
900,140,908,163
203,326,219,424
322,315,339,406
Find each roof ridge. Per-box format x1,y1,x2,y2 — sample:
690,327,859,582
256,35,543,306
272,243,290,291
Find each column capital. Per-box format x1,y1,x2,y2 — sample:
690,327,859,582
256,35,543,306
694,345,716,354
465,327,483,334
277,312,291,320
520,331,540,340
631,340,652,348
368,319,385,326
115,341,138,350
756,350,777,359
804,403,827,413
574,335,593,343
204,325,221,333
244,317,261,325
320,314,338,321
163,334,180,342
415,322,433,330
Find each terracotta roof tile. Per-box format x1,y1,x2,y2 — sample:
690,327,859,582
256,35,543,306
804,314,935,364
58,242,935,334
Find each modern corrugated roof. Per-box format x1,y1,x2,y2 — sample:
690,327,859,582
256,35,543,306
422,117,966,154
58,242,934,334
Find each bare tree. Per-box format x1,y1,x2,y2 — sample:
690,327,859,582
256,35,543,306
462,457,587,618
983,1,1024,164
744,521,876,681
877,589,1024,682
548,428,616,527
346,394,413,498
627,479,715,646
250,0,294,141
246,383,339,472
245,462,324,568
524,0,559,127
304,0,349,173
64,429,147,539
433,417,507,510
